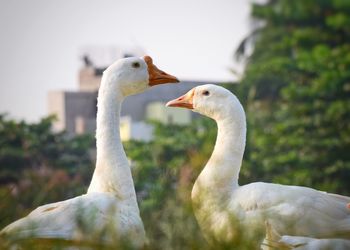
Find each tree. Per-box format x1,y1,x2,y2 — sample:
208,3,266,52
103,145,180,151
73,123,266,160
235,0,350,194
0,115,94,228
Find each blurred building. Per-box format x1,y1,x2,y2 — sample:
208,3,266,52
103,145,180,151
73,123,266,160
48,48,218,141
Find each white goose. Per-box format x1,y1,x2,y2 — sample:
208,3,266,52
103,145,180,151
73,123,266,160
1,56,179,248
166,84,350,246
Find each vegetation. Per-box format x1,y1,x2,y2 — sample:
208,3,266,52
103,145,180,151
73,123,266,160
0,0,349,249
0,115,95,229
234,0,350,194
126,120,217,249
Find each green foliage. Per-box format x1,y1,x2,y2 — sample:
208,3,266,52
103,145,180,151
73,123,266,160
124,119,217,249
0,115,95,229
235,0,350,194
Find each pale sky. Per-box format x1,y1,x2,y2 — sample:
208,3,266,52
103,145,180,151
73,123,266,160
0,0,251,121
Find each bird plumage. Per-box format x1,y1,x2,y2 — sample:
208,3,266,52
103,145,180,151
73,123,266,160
167,84,350,247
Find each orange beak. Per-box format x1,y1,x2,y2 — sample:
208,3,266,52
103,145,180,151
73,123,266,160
144,55,179,86
166,88,195,109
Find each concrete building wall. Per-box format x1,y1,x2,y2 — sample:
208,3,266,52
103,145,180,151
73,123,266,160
48,91,66,131
49,91,98,134
64,91,97,135
146,102,191,125
120,116,131,141
120,117,153,142
79,68,101,92
130,121,153,142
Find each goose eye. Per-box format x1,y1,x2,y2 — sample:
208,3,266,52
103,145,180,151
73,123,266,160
202,90,210,96
132,62,140,68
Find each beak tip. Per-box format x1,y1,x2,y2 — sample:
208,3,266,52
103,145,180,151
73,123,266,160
143,55,152,63
165,75,179,84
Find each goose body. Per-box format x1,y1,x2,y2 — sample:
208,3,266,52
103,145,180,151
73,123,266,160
275,236,350,250
1,56,178,247
263,221,350,250
231,182,350,237
1,193,144,246
167,84,350,245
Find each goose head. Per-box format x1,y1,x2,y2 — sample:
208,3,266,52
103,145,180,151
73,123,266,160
103,55,179,97
166,84,243,121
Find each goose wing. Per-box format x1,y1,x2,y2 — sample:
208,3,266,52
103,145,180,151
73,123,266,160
232,182,350,238
1,193,126,240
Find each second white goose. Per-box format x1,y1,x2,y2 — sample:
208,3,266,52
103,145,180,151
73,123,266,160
167,84,350,246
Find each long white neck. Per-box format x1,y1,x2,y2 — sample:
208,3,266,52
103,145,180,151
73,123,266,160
87,73,137,204
192,100,246,204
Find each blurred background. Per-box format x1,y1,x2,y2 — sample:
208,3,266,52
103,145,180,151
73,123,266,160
0,0,349,249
